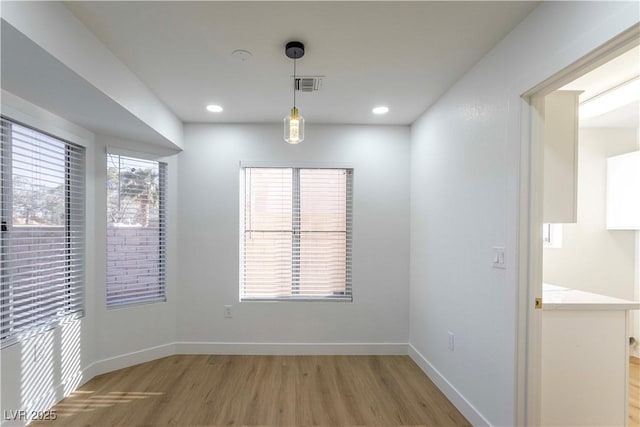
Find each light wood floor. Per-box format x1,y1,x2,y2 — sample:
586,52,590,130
34,355,470,426
631,357,640,427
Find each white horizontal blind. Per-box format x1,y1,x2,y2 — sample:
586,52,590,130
106,153,166,307
0,117,85,347
241,167,352,301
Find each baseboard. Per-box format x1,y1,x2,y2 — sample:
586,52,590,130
88,342,176,377
408,343,491,427
82,341,406,376
175,341,408,355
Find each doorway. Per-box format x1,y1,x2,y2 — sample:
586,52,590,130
519,26,640,426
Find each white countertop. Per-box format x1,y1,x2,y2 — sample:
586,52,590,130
543,283,640,310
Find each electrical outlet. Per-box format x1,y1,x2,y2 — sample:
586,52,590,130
224,305,233,318
448,332,455,351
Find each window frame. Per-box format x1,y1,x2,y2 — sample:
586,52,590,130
0,116,86,348
105,150,168,309
543,223,563,248
239,164,353,302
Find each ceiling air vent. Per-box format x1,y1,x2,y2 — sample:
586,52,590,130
294,76,323,92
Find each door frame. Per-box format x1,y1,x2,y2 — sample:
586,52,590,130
516,24,640,426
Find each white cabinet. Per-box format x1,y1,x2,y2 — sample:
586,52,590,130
541,309,630,426
541,284,639,426
607,150,640,230
544,91,581,223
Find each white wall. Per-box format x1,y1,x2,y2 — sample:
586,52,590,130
90,134,179,364
544,128,637,299
409,2,639,426
177,124,410,350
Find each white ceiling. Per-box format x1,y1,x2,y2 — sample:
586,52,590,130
65,1,538,125
579,101,639,128
1,22,175,147
562,45,640,128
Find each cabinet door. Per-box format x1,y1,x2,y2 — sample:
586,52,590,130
543,91,580,223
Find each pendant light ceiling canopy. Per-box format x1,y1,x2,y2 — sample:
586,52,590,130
285,41,304,60
284,41,305,145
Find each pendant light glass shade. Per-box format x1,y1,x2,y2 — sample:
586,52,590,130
284,107,304,144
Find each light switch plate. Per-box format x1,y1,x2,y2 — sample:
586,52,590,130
492,246,506,269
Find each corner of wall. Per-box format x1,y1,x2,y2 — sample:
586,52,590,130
407,344,491,426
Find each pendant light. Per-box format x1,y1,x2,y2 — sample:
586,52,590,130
284,41,305,144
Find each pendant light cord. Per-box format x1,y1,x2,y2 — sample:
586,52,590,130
293,56,297,109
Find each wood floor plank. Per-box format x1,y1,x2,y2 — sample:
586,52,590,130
631,357,640,427
33,355,470,426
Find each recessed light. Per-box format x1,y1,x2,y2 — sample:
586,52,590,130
206,104,223,113
372,106,389,115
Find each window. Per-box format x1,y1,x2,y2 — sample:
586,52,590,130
0,117,85,348
543,223,563,248
106,153,167,308
241,167,353,301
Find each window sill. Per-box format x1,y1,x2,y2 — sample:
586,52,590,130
241,296,352,303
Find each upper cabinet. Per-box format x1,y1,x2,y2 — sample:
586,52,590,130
607,150,640,230
543,91,581,223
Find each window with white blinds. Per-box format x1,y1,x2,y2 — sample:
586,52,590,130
0,117,85,348
107,153,166,308
241,167,353,301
